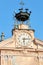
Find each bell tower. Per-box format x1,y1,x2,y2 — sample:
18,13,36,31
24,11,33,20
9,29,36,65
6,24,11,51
12,0,35,35
15,8,31,29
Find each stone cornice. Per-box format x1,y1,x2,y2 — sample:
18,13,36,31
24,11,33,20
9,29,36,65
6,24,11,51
33,38,43,46
0,47,43,52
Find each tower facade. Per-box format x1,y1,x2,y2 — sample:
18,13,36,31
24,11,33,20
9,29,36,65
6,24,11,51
0,1,43,65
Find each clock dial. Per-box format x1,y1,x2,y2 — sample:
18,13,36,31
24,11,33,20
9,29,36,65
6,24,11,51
17,32,32,46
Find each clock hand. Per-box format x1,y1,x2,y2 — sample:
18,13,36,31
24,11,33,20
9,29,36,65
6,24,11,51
22,38,30,40
22,38,26,45
25,38,30,40
23,40,25,45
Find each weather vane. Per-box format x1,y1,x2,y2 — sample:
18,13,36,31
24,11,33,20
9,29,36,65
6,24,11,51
19,0,24,8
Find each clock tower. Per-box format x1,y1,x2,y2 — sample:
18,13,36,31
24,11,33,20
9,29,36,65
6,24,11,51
12,1,35,48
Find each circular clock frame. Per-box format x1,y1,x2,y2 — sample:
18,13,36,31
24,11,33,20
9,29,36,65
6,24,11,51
16,32,32,46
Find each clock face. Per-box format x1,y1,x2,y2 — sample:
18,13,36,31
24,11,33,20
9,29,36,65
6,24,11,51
17,32,32,46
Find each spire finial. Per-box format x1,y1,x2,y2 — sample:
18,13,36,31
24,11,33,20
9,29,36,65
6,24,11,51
20,0,24,8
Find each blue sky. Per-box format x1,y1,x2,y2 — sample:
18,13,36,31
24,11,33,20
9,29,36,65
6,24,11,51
0,0,43,40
